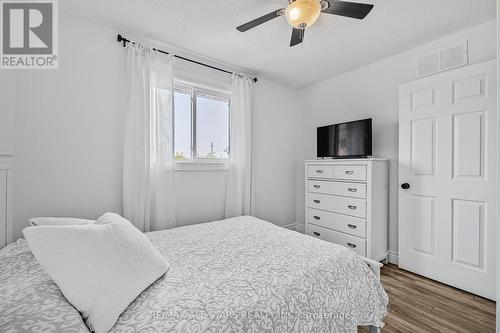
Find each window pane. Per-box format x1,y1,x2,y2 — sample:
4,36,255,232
196,95,229,159
174,90,192,160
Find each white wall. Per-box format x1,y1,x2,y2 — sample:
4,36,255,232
174,171,228,226
6,13,299,239
0,71,15,155
11,15,126,238
295,20,497,257
253,78,298,227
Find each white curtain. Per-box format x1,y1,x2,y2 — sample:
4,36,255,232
122,44,176,232
225,74,254,218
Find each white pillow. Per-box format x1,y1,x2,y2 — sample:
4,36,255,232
29,217,95,226
23,213,169,333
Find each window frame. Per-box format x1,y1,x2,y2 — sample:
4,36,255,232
173,82,231,171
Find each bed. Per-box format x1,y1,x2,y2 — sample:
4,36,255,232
0,216,388,332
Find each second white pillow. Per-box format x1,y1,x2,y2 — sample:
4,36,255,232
29,217,96,226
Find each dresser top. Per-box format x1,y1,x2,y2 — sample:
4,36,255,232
304,158,389,162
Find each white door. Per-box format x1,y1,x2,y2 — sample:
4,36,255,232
399,60,497,300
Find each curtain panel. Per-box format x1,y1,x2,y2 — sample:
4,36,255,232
122,44,176,232
225,74,254,218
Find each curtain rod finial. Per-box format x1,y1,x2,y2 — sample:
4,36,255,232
117,34,127,47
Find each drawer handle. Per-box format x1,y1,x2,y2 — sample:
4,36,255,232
347,188,357,192
347,224,357,229
313,232,320,237
345,170,354,175
316,170,324,174
313,185,321,189
313,216,320,220
313,199,321,204
348,205,357,210
347,243,357,249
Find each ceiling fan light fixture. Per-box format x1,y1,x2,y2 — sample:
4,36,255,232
285,0,322,29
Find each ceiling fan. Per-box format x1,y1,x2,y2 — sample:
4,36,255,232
236,0,374,47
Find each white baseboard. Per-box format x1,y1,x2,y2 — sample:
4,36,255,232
282,223,306,234
295,224,305,234
388,251,399,265
282,224,296,230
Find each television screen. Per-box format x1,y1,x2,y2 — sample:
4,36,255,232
317,118,372,158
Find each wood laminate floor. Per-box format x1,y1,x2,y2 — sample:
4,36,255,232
359,264,496,333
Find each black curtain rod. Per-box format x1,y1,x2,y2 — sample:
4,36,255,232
116,34,257,83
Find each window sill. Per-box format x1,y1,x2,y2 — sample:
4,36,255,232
174,160,229,171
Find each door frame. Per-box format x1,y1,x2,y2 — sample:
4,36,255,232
496,0,499,330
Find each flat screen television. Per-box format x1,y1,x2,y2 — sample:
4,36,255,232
317,118,372,158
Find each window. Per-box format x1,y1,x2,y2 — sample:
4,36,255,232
174,84,230,166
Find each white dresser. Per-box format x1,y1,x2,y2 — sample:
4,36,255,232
305,159,389,262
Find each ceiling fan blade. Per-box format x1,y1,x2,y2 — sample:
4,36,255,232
290,28,305,47
322,0,374,19
237,9,284,32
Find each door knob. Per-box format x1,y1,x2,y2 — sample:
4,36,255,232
401,183,410,190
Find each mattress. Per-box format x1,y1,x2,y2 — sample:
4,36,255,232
0,216,388,332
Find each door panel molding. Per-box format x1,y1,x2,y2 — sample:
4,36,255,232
451,198,485,270
452,75,487,103
410,195,436,256
410,118,437,177
452,110,486,179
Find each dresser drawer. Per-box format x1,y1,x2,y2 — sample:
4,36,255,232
307,193,366,218
308,180,367,199
332,165,367,181
307,208,366,238
307,165,333,178
307,224,366,257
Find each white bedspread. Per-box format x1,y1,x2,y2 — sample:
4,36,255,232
1,216,388,332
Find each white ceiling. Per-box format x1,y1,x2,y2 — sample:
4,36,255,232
61,0,496,88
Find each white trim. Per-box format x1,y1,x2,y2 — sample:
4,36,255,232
388,251,399,265
281,223,306,233
175,77,231,97
496,2,500,330
174,160,228,171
